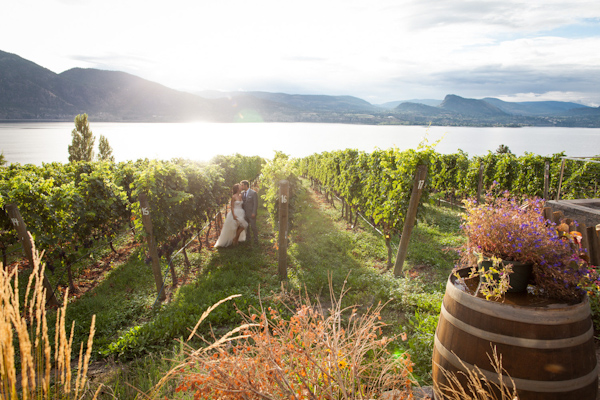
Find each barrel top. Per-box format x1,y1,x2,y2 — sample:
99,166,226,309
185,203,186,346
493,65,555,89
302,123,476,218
448,272,591,324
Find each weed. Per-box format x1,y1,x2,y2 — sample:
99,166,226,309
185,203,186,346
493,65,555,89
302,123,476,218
168,278,415,399
433,346,518,400
1,248,97,399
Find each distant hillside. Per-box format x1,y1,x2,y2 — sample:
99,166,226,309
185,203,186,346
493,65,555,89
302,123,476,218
394,102,446,115
1,49,600,126
198,90,377,113
0,50,226,121
59,68,219,121
246,92,378,112
387,94,600,127
380,99,442,109
565,106,600,116
439,94,507,117
0,50,75,119
482,98,589,116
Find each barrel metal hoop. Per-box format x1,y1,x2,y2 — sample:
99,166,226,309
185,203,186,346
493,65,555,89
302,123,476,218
446,278,591,325
440,304,594,349
434,335,599,393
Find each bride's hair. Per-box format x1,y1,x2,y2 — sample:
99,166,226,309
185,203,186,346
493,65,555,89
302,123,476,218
232,183,240,195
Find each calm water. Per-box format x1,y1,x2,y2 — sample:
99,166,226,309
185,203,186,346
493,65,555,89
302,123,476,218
1,122,600,165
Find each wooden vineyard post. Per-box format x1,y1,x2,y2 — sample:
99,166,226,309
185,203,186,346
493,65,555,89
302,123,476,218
556,158,566,201
393,164,428,277
587,226,600,266
5,204,59,307
278,180,289,282
578,222,590,258
139,193,166,302
476,162,485,204
552,211,564,225
544,160,550,200
542,207,553,222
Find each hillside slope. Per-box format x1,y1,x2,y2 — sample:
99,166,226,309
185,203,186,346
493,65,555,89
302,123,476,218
0,50,222,121
440,94,507,117
0,50,76,119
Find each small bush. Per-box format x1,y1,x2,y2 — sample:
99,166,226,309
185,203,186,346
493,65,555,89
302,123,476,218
167,279,415,399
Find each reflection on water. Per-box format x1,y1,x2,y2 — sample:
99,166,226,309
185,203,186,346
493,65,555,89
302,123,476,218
2,122,600,165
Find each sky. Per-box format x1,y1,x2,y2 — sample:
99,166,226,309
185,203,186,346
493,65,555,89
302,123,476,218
3,0,600,106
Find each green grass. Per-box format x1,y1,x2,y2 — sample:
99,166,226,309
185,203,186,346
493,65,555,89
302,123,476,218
92,346,186,400
104,242,282,359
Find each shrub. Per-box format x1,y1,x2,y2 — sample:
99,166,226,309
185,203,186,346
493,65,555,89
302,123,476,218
165,280,415,399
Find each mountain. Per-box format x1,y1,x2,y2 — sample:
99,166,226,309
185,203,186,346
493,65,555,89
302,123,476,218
1,49,600,126
379,99,442,109
244,92,378,112
0,50,75,119
0,50,222,121
198,90,377,113
482,97,589,116
394,102,447,115
439,94,507,117
59,68,219,121
388,94,600,127
565,106,600,116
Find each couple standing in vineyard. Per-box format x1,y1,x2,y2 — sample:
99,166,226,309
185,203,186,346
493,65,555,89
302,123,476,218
214,180,259,248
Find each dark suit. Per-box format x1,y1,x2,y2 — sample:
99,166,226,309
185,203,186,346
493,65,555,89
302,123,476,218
242,188,259,244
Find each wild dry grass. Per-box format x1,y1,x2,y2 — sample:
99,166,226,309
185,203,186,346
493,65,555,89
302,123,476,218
0,247,98,400
152,277,415,400
433,346,519,400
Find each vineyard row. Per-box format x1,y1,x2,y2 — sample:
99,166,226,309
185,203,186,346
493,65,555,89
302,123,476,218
0,155,265,301
297,148,599,265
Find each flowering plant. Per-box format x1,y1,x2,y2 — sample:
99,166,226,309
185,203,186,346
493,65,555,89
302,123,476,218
460,189,597,301
463,193,553,265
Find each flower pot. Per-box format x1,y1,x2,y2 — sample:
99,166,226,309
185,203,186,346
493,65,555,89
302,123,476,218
476,254,533,293
432,268,598,400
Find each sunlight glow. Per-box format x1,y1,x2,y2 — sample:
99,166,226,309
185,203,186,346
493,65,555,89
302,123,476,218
2,0,600,104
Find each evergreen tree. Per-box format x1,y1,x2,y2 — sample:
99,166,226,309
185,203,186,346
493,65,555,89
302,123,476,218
97,134,115,162
68,114,95,162
495,144,512,154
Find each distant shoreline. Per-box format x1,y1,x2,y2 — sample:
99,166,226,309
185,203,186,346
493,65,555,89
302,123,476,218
1,118,599,128
0,119,578,128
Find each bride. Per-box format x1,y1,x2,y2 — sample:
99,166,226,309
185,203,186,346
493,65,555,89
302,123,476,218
214,183,248,248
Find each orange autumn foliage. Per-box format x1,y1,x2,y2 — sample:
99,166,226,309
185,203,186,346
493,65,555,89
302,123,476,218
170,281,414,400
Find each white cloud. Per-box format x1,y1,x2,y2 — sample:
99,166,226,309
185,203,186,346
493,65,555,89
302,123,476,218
498,92,599,107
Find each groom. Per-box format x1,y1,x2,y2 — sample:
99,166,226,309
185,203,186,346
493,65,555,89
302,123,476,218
241,180,259,245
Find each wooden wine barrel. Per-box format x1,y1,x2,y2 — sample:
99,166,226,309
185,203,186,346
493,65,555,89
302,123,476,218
432,270,598,400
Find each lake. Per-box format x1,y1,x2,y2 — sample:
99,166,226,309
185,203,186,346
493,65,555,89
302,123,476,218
1,122,600,165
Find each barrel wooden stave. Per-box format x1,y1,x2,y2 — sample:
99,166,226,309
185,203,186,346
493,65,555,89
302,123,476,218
432,271,598,400
442,290,592,341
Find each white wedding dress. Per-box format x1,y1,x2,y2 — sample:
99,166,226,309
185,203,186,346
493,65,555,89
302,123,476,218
214,200,248,247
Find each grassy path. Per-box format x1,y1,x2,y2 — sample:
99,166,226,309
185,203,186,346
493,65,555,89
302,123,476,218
287,180,463,383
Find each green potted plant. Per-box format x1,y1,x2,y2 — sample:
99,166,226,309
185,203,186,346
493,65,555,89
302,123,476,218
458,189,595,301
